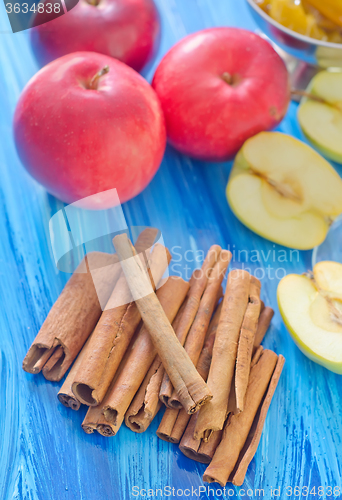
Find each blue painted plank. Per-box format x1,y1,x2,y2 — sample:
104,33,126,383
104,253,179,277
0,1,342,499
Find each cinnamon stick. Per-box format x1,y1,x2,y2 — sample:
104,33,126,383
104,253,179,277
112,234,212,414
72,242,170,406
231,355,285,486
22,251,121,381
125,357,164,433
159,247,221,406
82,404,104,434
235,277,261,412
180,377,238,463
253,307,274,352
58,335,92,410
81,279,187,436
251,345,264,368
196,428,223,463
203,349,281,486
81,328,140,435
23,228,158,382
125,298,189,433
159,282,223,410
179,384,237,464
157,408,189,443
158,303,223,444
180,412,223,463
194,269,251,440
96,277,189,435
178,304,223,456
168,252,231,410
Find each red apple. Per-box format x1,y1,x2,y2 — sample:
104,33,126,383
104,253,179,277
152,28,290,162
30,0,160,73
14,52,166,209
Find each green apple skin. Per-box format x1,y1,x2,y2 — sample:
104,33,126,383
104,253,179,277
277,285,342,375
298,72,342,164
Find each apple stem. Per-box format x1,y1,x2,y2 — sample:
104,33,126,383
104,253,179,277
222,72,233,85
86,0,100,5
292,89,342,112
89,66,110,90
221,72,243,87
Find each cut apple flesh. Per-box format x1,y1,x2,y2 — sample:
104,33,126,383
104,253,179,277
298,71,342,164
309,293,342,333
313,261,342,329
227,132,342,249
314,260,342,300
278,261,342,374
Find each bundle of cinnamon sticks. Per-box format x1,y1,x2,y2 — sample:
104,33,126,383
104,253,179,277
23,228,284,487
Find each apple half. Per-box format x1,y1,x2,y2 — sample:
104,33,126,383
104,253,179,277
278,261,342,374
226,132,342,250
298,71,342,164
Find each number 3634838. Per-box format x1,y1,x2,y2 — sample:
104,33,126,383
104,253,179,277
5,2,61,13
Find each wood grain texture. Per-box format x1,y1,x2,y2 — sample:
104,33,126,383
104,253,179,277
0,0,342,499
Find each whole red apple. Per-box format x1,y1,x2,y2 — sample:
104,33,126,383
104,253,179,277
14,52,166,209
30,0,160,73
152,28,290,162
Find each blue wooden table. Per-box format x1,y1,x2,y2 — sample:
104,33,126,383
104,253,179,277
1,1,342,499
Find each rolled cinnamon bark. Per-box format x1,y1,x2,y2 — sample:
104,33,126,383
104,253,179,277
180,379,236,463
58,335,93,410
23,228,158,382
251,345,264,368
82,405,104,434
72,243,171,406
168,252,231,410
125,298,188,433
235,277,261,412
202,349,281,486
196,429,223,463
178,304,223,456
157,408,189,443
97,276,189,434
125,357,164,433
134,287,223,431
23,251,121,382
159,303,223,445
81,279,188,436
81,328,140,435
113,234,212,414
231,355,285,486
194,269,251,440
180,411,223,464
253,306,274,352
159,247,221,406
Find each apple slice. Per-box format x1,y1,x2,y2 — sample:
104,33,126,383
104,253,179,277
226,132,342,249
298,71,342,164
278,261,342,374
